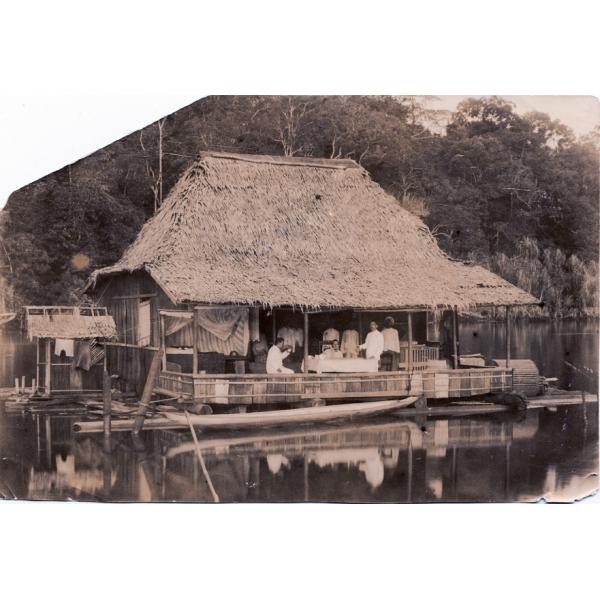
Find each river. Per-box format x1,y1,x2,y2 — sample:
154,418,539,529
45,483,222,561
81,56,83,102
0,320,597,503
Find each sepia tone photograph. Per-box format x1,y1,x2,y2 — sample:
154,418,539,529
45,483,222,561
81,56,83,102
0,94,598,504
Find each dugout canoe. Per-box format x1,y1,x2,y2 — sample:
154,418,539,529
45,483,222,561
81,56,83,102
163,397,419,430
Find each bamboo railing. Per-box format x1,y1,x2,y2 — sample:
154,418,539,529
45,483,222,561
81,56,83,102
157,367,513,405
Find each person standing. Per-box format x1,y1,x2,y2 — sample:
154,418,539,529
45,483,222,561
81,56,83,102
266,337,294,374
359,321,384,361
381,316,400,352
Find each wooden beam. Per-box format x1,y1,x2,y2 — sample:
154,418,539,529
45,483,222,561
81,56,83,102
192,308,199,374
112,294,157,300
407,312,413,372
303,312,309,374
505,305,511,368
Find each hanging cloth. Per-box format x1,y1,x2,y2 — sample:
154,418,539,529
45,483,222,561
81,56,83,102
341,329,359,358
195,308,249,356
74,341,92,371
54,338,74,357
196,308,246,340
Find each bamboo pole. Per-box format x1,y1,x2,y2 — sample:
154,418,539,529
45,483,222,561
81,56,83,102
35,338,40,393
132,347,165,435
272,309,277,344
103,370,112,439
192,307,199,375
407,312,413,372
303,312,309,374
185,411,220,502
505,305,511,368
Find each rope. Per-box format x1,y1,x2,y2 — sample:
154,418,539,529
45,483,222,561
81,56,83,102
185,410,220,503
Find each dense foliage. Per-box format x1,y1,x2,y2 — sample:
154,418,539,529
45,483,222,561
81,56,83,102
1,96,598,316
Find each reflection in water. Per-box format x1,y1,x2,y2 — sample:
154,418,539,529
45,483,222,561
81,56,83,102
1,402,597,503
1,321,597,503
459,320,599,393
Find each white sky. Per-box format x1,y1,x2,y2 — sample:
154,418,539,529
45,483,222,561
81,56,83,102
427,95,600,135
1,94,598,209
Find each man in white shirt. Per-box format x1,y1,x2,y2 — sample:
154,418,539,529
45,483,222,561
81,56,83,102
359,321,384,361
266,337,294,374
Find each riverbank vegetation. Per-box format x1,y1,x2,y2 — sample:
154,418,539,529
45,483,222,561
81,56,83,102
1,96,597,317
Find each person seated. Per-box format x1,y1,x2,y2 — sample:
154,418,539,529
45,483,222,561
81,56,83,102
266,337,295,374
251,339,268,363
320,339,343,359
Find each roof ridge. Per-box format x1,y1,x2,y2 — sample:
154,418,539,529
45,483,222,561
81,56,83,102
199,151,360,170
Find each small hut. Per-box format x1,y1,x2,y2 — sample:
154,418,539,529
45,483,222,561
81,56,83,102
25,306,117,396
87,152,538,404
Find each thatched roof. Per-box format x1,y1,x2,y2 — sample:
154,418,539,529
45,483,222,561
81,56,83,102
26,307,117,340
89,151,537,310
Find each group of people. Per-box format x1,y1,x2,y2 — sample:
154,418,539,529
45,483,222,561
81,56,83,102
266,316,401,374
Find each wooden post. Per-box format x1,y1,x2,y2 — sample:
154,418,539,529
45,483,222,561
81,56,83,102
272,309,277,344
407,312,413,372
505,305,511,368
159,313,167,371
132,347,165,435
303,311,309,374
35,338,40,393
44,338,52,395
103,370,112,439
192,307,199,374
452,307,460,369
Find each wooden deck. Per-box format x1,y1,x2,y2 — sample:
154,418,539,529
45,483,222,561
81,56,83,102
156,367,515,405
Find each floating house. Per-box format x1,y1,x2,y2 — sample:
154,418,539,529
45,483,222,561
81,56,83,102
87,151,539,406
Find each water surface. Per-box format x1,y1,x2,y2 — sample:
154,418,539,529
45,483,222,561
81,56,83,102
0,320,597,503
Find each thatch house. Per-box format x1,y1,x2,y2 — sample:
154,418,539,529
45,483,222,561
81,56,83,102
87,152,537,399
24,306,117,396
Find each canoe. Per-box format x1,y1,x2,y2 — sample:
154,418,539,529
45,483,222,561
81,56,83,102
162,396,418,430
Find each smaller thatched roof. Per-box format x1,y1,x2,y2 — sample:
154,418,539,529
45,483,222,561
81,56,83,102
25,306,117,340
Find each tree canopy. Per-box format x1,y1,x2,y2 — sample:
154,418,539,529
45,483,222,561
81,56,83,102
1,95,597,317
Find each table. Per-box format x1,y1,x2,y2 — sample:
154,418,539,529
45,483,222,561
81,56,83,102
303,356,380,374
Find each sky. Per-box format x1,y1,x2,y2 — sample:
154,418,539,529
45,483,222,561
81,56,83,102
0,94,598,209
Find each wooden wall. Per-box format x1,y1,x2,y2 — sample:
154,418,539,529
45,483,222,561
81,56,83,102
93,271,176,347
93,272,174,392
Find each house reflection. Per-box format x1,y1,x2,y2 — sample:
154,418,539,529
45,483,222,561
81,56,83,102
0,402,596,503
